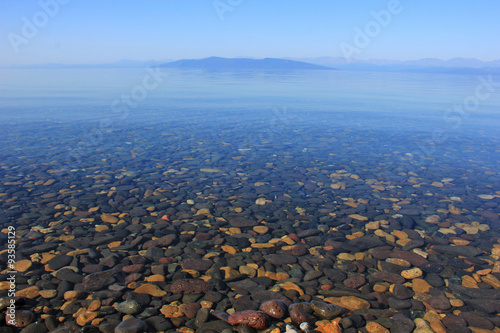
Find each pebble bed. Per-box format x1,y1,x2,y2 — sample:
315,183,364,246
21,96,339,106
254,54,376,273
0,115,499,333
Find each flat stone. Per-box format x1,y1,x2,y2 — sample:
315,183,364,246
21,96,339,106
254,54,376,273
14,259,32,273
427,294,451,311
20,242,58,255
339,296,371,311
82,269,116,291
392,250,428,267
344,275,366,289
114,318,147,333
134,283,166,297
371,271,406,284
392,284,414,300
5,309,33,327
181,259,213,271
48,255,73,271
229,217,259,228
412,278,432,294
310,300,346,319
432,245,482,257
170,279,211,294
16,286,40,299
101,213,119,223
449,284,500,300
265,254,297,265
459,312,494,330
365,321,390,333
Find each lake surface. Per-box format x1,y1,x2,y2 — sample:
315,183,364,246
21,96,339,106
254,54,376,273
0,68,499,331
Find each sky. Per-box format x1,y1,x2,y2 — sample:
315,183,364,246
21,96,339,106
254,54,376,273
1,0,499,66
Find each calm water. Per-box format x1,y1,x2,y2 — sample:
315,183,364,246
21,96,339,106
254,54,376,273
1,68,500,331
1,68,499,174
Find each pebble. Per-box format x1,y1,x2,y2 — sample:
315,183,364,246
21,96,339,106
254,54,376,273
101,213,119,223
371,272,406,284
114,318,147,333
423,310,446,333
82,269,116,291
392,284,414,300
170,279,211,294
4,119,500,333
289,308,316,325
115,300,142,315
310,300,346,319
413,318,434,333
401,267,423,279
5,310,34,327
338,296,370,311
228,310,269,330
259,300,287,319
343,275,366,289
365,321,390,333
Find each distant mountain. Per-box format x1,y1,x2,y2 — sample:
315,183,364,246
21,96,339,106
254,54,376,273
4,56,499,74
159,57,335,70
288,56,500,75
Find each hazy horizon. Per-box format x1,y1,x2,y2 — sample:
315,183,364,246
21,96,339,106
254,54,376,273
1,1,499,66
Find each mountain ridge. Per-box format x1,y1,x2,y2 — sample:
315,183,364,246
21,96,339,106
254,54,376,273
3,56,500,75
159,57,335,70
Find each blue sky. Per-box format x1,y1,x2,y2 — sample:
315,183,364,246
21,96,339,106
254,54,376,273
1,0,499,65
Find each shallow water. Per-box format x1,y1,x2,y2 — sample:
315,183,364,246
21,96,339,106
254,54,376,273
0,68,499,331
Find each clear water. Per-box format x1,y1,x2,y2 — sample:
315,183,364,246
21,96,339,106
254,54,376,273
1,67,499,331
0,68,499,224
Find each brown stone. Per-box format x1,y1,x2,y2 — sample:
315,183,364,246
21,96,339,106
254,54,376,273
423,310,446,333
401,267,423,280
366,321,390,333
228,310,269,329
14,259,32,273
170,279,211,294
344,276,366,289
39,289,57,298
315,320,342,333
289,308,317,325
371,271,406,284
76,310,98,326
100,214,118,223
482,274,500,289
160,303,183,318
134,283,166,297
259,300,287,319
392,250,428,267
16,286,40,299
5,310,33,327
180,303,201,319
412,278,432,294
88,299,101,311
339,296,370,311
122,264,144,273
